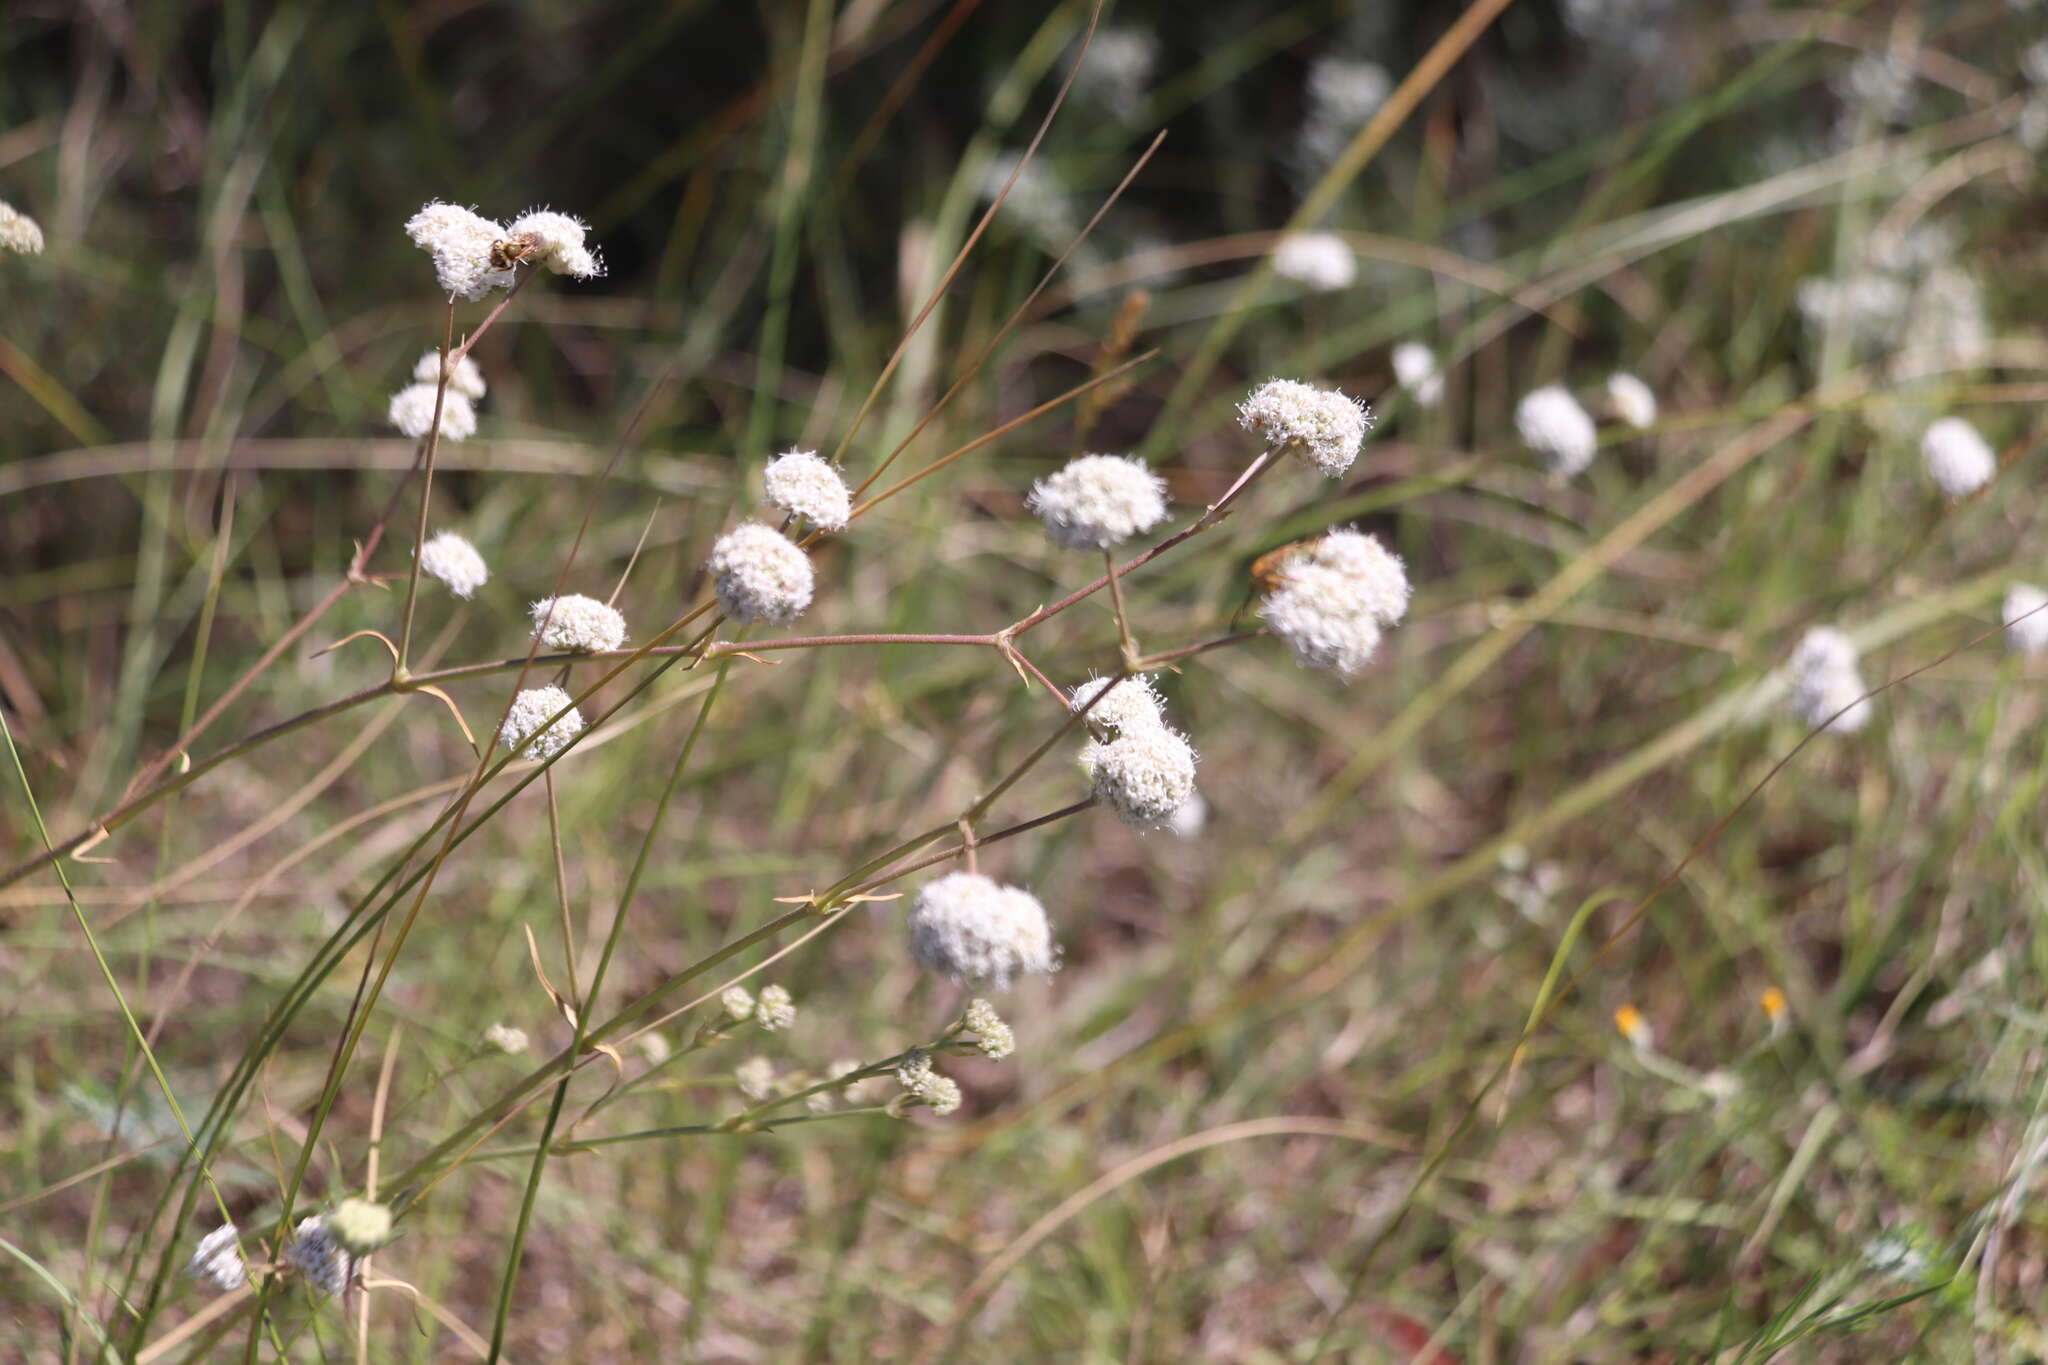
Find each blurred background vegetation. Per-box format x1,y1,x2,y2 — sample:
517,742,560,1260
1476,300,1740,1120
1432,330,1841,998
6,0,2048,1359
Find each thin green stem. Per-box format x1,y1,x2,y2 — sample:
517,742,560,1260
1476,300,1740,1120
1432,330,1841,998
394,300,456,673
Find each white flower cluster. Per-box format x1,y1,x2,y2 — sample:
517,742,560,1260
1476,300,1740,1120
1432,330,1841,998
1516,385,1598,478
418,530,488,598
531,594,627,653
0,199,44,254
720,985,756,1022
1027,454,1171,550
327,1198,394,1257
1237,378,1373,477
1920,417,1994,498
186,1223,247,1292
736,1056,776,1101
708,522,815,625
1785,626,1873,733
285,1215,350,1297
907,872,1058,989
1067,673,1164,738
1257,529,1411,679
482,1022,529,1054
1272,231,1356,292
755,983,796,1031
505,208,603,278
388,383,478,442
962,998,1015,1060
1796,225,1986,377
1606,372,1657,430
1392,342,1443,408
412,348,487,401
1083,723,1198,829
762,449,852,531
1299,57,1391,172
499,685,585,761
895,1051,962,1116
2004,584,2048,656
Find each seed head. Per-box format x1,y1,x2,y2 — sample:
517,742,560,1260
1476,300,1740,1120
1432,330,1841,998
498,685,585,761
1026,454,1171,550
505,208,603,278
482,1022,529,1055
530,594,627,653
720,985,756,1022
1082,725,1198,829
285,1216,350,1297
907,872,1058,989
327,1198,394,1257
1921,417,1995,498
736,1056,776,1101
186,1223,247,1292
707,522,815,626
962,998,1015,1059
2004,584,2048,655
405,201,515,302
1067,673,1165,738
755,984,796,1032
0,200,45,254
1237,379,1373,477
1516,385,1598,478
388,384,477,441
418,530,488,599
762,449,852,532
412,349,487,402
1391,342,1443,408
1606,372,1658,430
1271,231,1356,292
1785,626,1873,733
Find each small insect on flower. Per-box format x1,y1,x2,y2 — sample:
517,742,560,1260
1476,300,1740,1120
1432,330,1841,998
186,1223,247,1292
1255,529,1410,680
504,209,604,278
405,201,515,302
0,199,45,254
1026,454,1171,550
1237,379,1374,478
1516,385,1598,478
755,984,796,1031
908,873,1059,989
2003,583,2048,655
530,594,627,654
707,522,815,626
499,685,585,761
1921,416,1995,498
762,449,852,532
1606,372,1658,430
418,530,488,599
1391,342,1443,408
1082,724,1199,830
285,1216,350,1297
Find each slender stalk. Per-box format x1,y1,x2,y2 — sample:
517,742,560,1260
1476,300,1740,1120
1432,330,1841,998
394,300,456,672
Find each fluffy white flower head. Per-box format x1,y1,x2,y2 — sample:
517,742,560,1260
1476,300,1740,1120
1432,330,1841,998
187,1224,247,1292
1256,530,1408,680
1392,342,1443,408
1026,454,1170,550
1516,385,1598,477
418,530,488,599
755,984,795,1031
1606,372,1658,430
720,985,756,1021
1237,379,1373,477
0,200,44,254
762,449,851,531
1786,626,1872,733
907,872,1058,989
736,1056,776,1101
1083,725,1198,830
499,685,584,761
708,523,815,625
531,594,626,653
285,1216,349,1297
388,384,477,442
412,349,487,402
1921,417,1994,498
1067,673,1164,738
405,201,515,302
482,1022,529,1054
1272,231,1357,292
2004,584,2048,656
327,1198,394,1257
505,208,603,278
1296,530,1411,625
895,1052,963,1115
